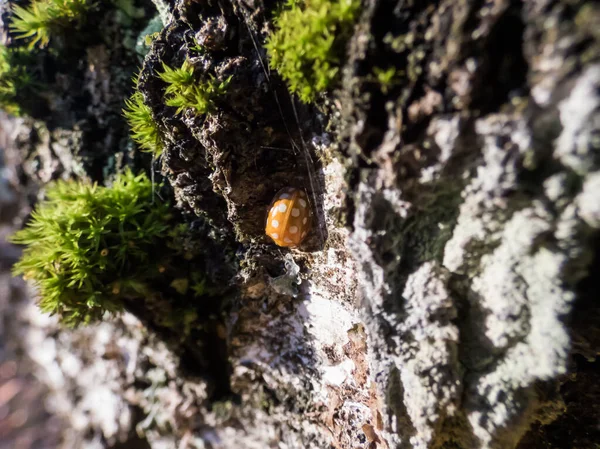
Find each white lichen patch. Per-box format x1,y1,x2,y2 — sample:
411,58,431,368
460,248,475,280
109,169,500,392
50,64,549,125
303,294,359,355
396,262,461,449
577,171,600,228
440,70,598,446
464,204,575,446
420,115,461,183
21,300,160,446
444,114,532,275
321,157,347,213
304,143,359,312
555,65,600,175
473,206,554,349
301,292,365,393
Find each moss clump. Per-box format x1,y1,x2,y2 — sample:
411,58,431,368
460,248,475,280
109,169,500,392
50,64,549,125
158,60,231,115
0,45,34,115
265,0,360,103
10,0,91,49
124,86,162,156
373,67,398,94
10,170,173,326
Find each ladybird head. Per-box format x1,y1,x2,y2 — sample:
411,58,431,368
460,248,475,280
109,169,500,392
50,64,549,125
266,187,312,247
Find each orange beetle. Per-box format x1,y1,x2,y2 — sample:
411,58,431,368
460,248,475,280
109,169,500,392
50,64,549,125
266,187,311,247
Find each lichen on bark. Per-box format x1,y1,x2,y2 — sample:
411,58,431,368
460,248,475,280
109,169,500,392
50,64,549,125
2,0,600,448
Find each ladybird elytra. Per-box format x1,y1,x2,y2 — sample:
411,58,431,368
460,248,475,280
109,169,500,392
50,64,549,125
266,187,311,247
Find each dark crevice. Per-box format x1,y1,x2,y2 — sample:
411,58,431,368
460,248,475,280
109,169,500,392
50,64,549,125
125,295,235,402
352,0,440,155
109,407,152,449
470,1,529,114
387,366,417,449
568,231,600,361
516,355,600,449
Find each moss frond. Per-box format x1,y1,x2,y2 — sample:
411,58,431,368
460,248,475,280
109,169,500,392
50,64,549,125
10,0,90,49
373,67,398,94
123,89,162,156
265,0,360,103
10,170,172,326
0,45,34,115
159,60,195,88
157,60,231,115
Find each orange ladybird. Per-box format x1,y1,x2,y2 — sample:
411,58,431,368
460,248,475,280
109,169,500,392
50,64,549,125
266,187,312,247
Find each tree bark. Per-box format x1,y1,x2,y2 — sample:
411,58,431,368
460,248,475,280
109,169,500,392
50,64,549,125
1,1,599,449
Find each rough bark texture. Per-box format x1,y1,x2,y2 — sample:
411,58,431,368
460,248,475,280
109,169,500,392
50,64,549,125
1,0,599,449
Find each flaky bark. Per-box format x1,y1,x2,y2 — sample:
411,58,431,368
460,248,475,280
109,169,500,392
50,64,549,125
1,1,599,448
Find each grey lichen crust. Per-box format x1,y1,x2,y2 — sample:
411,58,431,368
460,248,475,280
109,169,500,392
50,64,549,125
399,262,460,449
151,0,171,26
4,0,599,448
343,0,600,448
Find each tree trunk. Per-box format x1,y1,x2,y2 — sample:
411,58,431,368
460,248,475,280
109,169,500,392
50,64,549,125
1,1,599,449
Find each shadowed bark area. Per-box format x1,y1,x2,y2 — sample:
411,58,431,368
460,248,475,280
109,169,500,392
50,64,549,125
1,0,599,448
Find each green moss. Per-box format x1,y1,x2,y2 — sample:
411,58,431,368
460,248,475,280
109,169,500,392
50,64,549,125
123,86,163,156
407,50,425,82
0,45,34,115
10,0,91,49
10,170,173,326
373,67,398,94
383,32,414,53
158,60,231,115
265,0,360,103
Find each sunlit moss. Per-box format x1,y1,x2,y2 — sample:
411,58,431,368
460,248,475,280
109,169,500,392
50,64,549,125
265,0,360,103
